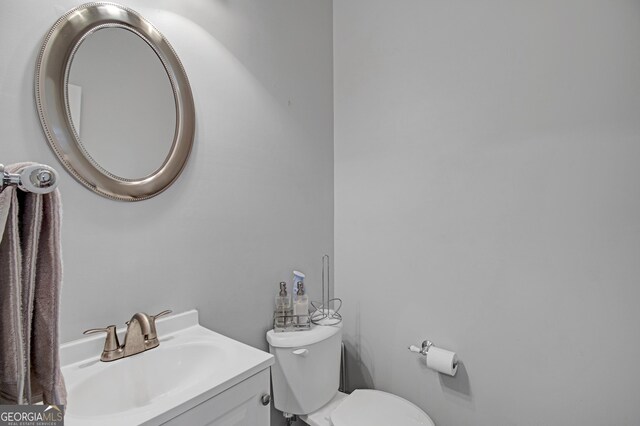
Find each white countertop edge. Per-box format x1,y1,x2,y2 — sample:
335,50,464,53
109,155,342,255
142,358,273,425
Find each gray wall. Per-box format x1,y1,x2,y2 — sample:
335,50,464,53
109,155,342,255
0,0,333,362
334,1,640,425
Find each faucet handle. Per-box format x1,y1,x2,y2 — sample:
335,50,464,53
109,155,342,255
152,310,172,320
83,325,120,352
147,310,172,341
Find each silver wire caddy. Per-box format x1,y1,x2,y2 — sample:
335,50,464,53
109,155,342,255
272,255,342,332
272,312,312,332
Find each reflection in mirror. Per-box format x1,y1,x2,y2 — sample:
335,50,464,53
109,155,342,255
68,28,176,179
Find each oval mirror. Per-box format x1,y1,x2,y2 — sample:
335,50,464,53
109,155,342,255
35,2,195,201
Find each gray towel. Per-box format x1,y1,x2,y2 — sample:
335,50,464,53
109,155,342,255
0,163,66,405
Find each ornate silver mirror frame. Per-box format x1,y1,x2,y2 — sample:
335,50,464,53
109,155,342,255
35,2,195,201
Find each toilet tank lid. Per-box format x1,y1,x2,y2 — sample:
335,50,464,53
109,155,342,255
267,322,342,348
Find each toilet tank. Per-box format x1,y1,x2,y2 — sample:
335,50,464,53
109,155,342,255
267,321,343,415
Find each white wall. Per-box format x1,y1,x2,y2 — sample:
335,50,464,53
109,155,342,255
0,0,333,363
334,1,640,425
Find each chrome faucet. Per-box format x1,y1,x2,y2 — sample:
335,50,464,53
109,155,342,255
83,310,172,362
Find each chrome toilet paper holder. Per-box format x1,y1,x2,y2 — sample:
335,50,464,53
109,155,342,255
408,340,434,356
408,339,459,375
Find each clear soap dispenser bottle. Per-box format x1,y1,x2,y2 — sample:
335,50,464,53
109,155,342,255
275,282,292,328
293,281,309,325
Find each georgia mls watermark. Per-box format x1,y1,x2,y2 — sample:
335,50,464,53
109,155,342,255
0,405,64,426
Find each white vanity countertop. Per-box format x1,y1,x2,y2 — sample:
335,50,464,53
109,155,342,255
60,310,274,426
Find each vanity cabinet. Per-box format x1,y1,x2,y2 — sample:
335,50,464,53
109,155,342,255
161,369,271,426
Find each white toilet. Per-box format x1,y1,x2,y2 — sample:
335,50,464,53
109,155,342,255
267,319,435,426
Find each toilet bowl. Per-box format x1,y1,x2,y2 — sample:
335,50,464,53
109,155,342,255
301,389,434,426
267,318,435,426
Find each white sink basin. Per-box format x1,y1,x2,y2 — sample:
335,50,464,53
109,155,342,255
61,310,273,425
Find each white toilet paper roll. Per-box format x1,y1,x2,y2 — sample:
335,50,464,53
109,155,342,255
426,347,458,376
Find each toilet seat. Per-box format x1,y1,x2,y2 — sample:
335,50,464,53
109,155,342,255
330,389,434,426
